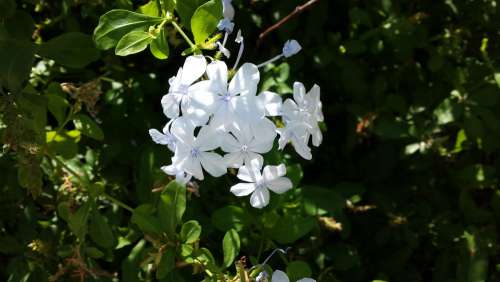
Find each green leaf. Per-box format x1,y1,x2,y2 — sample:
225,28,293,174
158,181,186,236
222,229,240,268
180,220,201,244
89,212,116,249
156,248,176,279
5,10,35,40
211,205,251,232
268,214,315,244
139,0,161,17
93,9,163,50
303,186,345,216
494,73,500,89
73,114,104,141
37,32,100,68
0,0,15,18
190,0,222,44
115,30,154,56
286,261,312,281
68,202,92,240
85,246,104,258
0,39,35,92
46,94,69,125
132,204,162,235
175,0,207,29
46,130,81,159
150,28,169,60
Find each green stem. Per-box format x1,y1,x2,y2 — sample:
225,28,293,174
155,0,162,16
171,21,196,49
47,153,133,213
102,193,134,212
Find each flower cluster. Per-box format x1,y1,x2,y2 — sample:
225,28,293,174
149,41,322,209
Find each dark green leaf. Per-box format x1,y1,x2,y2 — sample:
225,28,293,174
190,0,222,44
5,10,35,40
0,0,15,18
68,202,92,240
222,229,240,268
115,30,154,56
156,248,176,279
158,181,186,236
0,39,35,92
211,205,251,232
303,186,345,216
93,9,162,50
286,261,312,281
73,114,104,141
89,212,116,248
175,0,207,29
268,214,315,244
132,204,162,235
37,32,100,68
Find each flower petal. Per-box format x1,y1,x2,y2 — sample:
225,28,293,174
206,60,228,93
258,91,282,116
293,81,306,106
196,125,222,151
221,132,241,153
263,164,287,181
199,152,227,177
224,152,245,168
161,94,181,118
237,164,261,182
266,177,293,194
229,63,259,96
250,187,270,209
297,278,316,282
271,270,290,282
171,118,195,146
230,182,256,197
180,55,207,86
243,152,264,168
178,156,203,180
149,129,169,145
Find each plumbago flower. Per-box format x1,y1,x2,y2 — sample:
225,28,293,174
270,270,316,282
230,160,293,209
149,32,323,208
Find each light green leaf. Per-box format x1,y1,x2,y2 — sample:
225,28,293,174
150,28,169,60
93,9,162,50
73,114,104,141
139,0,161,17
115,30,154,56
180,220,201,244
190,0,222,44
89,212,116,249
222,229,240,268
37,32,100,68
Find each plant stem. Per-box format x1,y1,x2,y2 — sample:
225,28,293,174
102,193,134,212
46,153,134,213
171,21,196,49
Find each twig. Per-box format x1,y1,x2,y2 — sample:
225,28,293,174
257,0,321,46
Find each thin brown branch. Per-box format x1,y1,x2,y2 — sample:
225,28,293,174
257,0,321,47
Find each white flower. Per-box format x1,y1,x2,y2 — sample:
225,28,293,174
148,120,177,152
222,0,235,21
161,55,213,125
282,40,302,58
230,160,293,209
217,18,235,33
276,123,312,160
170,118,227,180
202,60,260,130
279,82,323,159
271,270,316,282
161,163,192,185
221,124,274,168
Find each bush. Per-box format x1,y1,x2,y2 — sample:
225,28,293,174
1,0,499,281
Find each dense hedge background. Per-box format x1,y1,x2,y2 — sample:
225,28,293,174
1,0,500,281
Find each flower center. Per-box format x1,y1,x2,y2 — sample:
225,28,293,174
190,147,201,158
241,144,248,152
219,92,232,102
255,179,266,189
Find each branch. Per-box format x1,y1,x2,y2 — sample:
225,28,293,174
257,0,321,46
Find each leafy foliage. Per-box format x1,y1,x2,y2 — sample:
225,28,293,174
1,0,500,281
